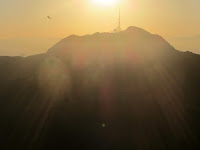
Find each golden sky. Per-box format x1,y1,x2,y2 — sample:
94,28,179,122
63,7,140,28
0,0,200,55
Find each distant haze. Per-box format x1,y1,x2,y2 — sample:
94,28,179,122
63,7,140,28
0,0,200,55
0,34,199,57
0,38,60,56
167,35,200,54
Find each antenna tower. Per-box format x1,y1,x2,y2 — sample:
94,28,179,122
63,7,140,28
114,7,122,33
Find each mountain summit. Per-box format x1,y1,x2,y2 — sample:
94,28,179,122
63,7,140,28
0,27,200,150
48,26,174,56
47,26,177,72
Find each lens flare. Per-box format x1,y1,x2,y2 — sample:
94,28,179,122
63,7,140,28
93,0,118,6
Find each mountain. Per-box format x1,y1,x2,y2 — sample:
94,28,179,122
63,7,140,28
0,26,200,150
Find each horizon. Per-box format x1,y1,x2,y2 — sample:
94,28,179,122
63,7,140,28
0,0,200,56
0,26,200,57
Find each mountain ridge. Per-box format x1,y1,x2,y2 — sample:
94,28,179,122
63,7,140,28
0,26,199,150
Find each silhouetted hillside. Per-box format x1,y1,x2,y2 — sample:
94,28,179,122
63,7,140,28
0,26,200,150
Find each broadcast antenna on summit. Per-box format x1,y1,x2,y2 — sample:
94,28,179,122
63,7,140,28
114,7,122,33
118,8,121,30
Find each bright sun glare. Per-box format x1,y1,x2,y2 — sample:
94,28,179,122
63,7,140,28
93,0,118,6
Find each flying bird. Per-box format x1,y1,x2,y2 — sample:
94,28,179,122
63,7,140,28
47,16,52,19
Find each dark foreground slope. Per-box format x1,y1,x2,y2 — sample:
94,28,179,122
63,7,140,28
0,27,200,150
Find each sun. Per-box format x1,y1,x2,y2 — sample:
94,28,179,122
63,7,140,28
93,0,118,6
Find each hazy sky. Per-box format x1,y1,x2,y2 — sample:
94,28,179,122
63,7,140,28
0,0,200,55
